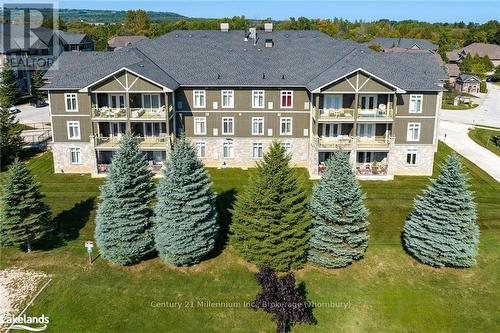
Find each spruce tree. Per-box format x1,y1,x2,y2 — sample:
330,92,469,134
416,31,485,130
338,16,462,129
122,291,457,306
0,108,24,169
230,141,310,271
0,65,20,109
153,136,218,265
0,159,51,251
94,133,154,265
308,152,369,268
31,69,45,102
403,153,479,267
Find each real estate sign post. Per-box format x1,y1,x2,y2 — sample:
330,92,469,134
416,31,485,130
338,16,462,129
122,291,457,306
85,241,94,265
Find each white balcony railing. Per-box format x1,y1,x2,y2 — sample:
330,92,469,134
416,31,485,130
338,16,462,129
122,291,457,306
318,108,355,120
91,107,127,119
94,136,167,148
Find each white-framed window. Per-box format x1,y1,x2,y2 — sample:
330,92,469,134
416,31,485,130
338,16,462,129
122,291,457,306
194,117,207,135
67,121,80,140
222,117,234,135
252,90,265,108
407,123,421,142
193,90,206,108
142,94,160,109
196,142,206,159
280,117,293,135
251,117,264,135
409,94,423,113
223,140,234,159
252,142,263,159
406,148,417,165
221,90,234,108
281,142,292,155
69,147,81,164
280,90,293,108
64,93,78,112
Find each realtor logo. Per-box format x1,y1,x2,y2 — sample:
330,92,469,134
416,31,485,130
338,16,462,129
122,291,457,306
1,314,49,331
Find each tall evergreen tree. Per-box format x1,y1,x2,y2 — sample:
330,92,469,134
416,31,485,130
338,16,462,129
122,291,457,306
230,141,310,271
94,133,154,265
0,159,51,251
153,136,218,265
0,65,20,109
0,108,24,169
308,152,369,268
403,153,479,267
31,69,45,102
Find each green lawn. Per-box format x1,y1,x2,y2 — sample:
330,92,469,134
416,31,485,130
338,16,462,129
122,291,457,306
441,103,478,110
468,127,500,157
0,142,498,332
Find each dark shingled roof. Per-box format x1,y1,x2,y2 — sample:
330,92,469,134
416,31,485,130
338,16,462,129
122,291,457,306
44,30,446,91
368,37,438,51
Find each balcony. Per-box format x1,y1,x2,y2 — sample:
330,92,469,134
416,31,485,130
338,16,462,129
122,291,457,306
355,162,389,176
130,107,167,120
318,108,355,121
91,107,127,119
318,136,353,149
97,162,164,175
93,136,167,149
356,135,392,149
356,107,394,121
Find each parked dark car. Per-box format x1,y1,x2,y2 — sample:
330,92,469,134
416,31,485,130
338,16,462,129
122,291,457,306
30,99,48,108
486,76,499,82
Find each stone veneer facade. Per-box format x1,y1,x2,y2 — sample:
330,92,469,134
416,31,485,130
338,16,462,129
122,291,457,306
52,142,97,174
390,144,436,176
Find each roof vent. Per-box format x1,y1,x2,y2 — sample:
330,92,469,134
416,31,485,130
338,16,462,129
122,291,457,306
265,39,274,48
264,22,273,32
249,27,257,46
220,23,229,32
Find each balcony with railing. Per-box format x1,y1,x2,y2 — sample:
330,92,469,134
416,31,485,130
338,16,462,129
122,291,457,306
91,107,127,119
355,162,389,176
356,135,393,149
317,136,353,149
317,108,355,121
93,135,167,149
129,107,167,120
356,107,394,121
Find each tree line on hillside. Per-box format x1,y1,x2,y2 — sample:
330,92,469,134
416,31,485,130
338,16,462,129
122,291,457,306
0,132,481,332
58,10,499,57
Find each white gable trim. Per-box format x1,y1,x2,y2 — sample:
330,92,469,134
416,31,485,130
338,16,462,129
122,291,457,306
312,68,406,93
78,67,173,92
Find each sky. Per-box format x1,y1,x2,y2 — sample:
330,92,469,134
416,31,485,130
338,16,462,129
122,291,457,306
7,0,500,23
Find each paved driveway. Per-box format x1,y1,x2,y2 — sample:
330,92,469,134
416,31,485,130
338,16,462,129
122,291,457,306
440,83,500,128
13,103,50,124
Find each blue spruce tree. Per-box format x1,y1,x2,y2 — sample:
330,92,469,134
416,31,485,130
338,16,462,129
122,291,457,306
308,152,369,268
94,133,154,265
153,136,218,265
403,153,479,267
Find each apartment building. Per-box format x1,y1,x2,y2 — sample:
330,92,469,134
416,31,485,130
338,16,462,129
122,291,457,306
43,24,446,179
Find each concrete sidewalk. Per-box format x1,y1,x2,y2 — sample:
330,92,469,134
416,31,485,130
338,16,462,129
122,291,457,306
438,120,500,182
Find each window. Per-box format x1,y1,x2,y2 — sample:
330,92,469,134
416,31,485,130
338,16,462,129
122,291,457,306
280,117,292,135
252,117,264,135
193,90,206,108
143,94,160,109
223,141,234,159
406,149,417,165
252,90,265,108
321,123,341,138
324,95,342,110
360,95,377,110
65,93,78,112
222,117,234,135
221,90,234,108
409,94,423,113
67,121,80,140
280,91,293,108
176,100,183,110
194,117,207,135
69,147,81,164
196,142,206,159
252,143,264,159
281,142,292,155
407,123,421,141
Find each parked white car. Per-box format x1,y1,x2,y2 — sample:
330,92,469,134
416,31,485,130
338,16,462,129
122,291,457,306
9,105,21,114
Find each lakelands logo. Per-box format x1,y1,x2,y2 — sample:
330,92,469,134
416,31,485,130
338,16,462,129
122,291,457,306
1,314,49,331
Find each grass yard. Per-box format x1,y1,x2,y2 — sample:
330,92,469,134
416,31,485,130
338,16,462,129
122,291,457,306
468,127,500,157
441,103,478,110
0,142,498,332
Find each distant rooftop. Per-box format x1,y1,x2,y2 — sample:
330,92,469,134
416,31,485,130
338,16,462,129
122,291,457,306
108,36,148,51
368,37,438,51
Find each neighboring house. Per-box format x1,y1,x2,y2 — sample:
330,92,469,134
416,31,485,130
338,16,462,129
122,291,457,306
445,63,460,82
107,36,148,51
0,23,93,94
447,43,500,66
454,74,481,94
368,37,439,52
43,24,446,180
